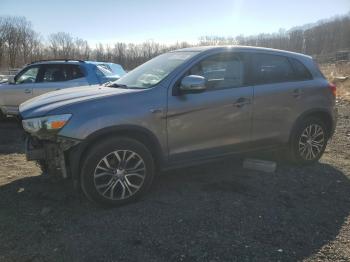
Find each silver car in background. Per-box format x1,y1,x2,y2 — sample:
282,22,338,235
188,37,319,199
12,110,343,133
0,60,126,119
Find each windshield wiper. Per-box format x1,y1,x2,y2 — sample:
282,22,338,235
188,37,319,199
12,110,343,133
105,82,129,88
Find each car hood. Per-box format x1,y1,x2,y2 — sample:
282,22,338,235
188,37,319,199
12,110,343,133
0,82,10,88
19,85,138,119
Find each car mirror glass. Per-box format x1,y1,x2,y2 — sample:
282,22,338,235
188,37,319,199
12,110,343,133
179,75,206,94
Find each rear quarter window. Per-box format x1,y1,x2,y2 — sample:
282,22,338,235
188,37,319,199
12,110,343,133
289,58,313,81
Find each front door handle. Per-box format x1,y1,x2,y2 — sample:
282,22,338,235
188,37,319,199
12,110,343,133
150,108,163,114
24,88,32,94
293,88,302,98
233,97,251,108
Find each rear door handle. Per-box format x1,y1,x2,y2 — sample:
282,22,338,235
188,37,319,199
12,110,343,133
233,97,251,108
24,88,32,94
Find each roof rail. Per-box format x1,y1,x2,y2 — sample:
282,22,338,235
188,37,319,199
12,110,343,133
29,59,86,64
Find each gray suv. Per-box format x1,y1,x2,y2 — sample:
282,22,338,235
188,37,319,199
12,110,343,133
20,46,337,206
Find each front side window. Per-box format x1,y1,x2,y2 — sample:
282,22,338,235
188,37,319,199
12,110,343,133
251,54,294,84
115,51,198,89
15,66,40,84
187,53,245,90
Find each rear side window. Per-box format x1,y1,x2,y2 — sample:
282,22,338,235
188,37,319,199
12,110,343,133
251,54,294,85
289,58,313,81
40,64,85,82
41,65,68,82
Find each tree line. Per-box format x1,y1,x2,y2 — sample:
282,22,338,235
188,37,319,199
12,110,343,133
0,13,349,70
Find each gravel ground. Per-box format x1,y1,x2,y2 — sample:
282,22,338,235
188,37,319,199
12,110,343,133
0,100,349,262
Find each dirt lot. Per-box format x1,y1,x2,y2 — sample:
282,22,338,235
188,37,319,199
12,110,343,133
0,88,350,261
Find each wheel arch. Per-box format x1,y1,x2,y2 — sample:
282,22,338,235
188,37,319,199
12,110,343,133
289,108,335,143
66,125,165,182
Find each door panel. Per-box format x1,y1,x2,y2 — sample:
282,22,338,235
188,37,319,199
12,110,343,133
252,80,316,145
2,83,35,106
167,52,253,162
252,82,297,144
249,53,304,145
2,65,40,107
167,87,253,161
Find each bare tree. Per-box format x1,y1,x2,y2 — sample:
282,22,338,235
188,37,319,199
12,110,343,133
74,38,90,60
48,32,74,58
1,16,33,68
1,13,350,71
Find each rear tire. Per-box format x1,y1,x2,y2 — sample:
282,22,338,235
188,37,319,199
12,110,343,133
80,137,155,207
287,117,328,165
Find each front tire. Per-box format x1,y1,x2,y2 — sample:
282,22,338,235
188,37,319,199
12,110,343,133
81,137,155,207
288,117,328,165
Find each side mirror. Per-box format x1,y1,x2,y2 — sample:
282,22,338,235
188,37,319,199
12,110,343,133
8,76,15,84
179,75,206,93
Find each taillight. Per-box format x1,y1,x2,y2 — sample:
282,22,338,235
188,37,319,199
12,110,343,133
328,82,336,97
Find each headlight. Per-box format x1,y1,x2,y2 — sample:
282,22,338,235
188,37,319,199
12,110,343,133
22,114,72,133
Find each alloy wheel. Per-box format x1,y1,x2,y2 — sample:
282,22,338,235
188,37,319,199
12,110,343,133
93,150,146,200
298,124,325,161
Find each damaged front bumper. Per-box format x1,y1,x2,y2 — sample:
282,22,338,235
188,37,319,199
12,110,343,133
25,135,81,178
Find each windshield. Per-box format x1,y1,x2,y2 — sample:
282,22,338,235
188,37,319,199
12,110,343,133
96,63,126,77
96,64,114,76
114,51,198,89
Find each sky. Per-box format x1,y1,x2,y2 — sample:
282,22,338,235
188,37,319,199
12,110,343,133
1,0,349,45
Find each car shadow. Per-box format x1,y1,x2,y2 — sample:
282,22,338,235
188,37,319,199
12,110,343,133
0,158,349,261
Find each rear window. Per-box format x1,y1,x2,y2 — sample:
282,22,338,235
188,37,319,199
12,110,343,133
289,58,313,81
96,64,114,76
251,54,294,85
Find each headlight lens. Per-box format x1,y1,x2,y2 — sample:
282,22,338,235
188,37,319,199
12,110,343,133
22,114,72,133
22,117,42,133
